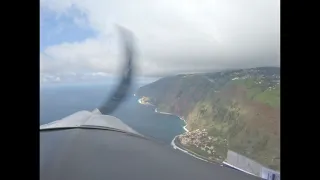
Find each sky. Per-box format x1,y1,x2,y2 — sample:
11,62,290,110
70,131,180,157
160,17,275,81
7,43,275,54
40,0,280,82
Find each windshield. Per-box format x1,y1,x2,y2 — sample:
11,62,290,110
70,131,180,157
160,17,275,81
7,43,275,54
40,1,280,180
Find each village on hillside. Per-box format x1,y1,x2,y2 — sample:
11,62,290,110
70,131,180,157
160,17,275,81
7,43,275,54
176,129,228,163
138,96,154,106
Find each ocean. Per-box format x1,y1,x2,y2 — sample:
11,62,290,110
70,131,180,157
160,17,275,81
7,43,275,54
40,82,185,144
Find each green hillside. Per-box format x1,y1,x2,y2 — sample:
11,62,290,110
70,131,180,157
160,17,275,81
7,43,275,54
137,67,280,170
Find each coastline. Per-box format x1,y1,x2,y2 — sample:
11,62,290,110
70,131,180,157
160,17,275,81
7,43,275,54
170,136,213,164
155,107,222,165
155,108,189,132
137,97,259,172
136,97,278,178
137,97,253,168
137,97,188,132
138,97,215,164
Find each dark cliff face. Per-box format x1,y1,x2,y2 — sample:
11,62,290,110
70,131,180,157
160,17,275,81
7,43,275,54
137,67,280,171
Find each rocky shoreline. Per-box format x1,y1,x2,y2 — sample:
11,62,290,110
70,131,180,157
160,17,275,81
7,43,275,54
137,97,216,164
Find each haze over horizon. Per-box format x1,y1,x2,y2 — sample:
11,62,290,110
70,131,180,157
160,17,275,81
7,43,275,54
40,0,280,82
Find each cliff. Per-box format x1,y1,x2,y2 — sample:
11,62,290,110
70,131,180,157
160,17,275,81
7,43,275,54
137,67,280,171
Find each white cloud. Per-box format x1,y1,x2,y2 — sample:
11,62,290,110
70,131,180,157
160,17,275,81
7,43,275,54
40,0,280,77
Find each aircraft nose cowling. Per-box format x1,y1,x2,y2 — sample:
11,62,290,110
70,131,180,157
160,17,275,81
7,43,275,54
40,109,141,136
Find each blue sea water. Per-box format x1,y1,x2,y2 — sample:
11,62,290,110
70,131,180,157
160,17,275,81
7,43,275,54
40,82,184,144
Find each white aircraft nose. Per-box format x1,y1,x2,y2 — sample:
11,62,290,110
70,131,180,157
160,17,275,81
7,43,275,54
40,109,142,136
